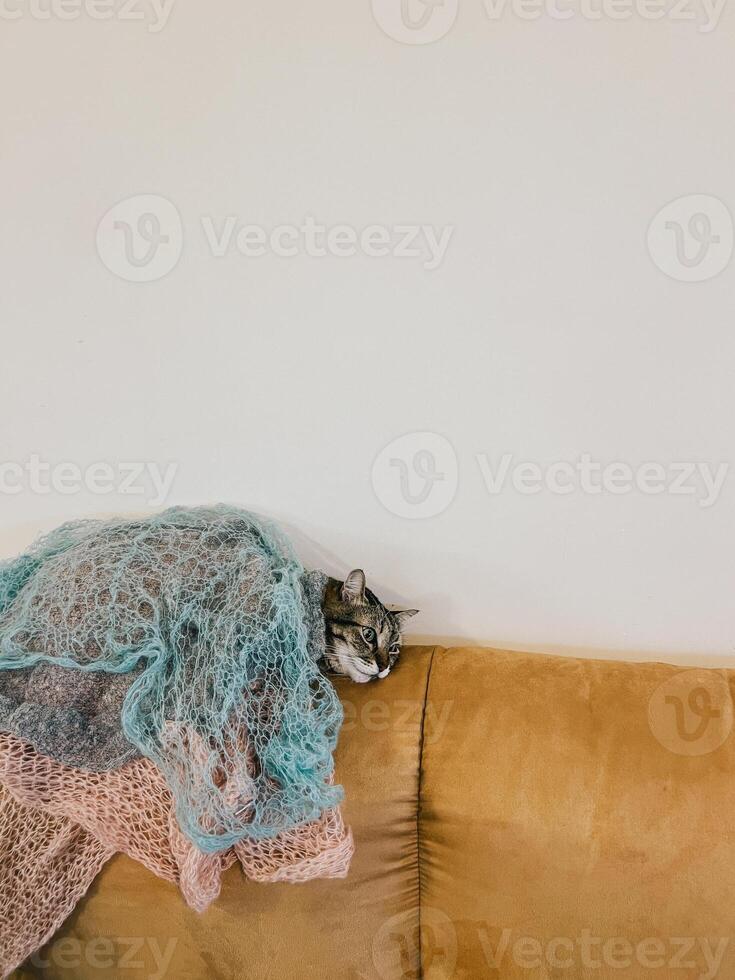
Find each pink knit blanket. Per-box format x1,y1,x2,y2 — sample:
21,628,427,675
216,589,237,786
0,733,353,978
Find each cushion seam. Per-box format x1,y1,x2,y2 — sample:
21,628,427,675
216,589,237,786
416,645,439,980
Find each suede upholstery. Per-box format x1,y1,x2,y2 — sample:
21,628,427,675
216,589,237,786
11,646,735,979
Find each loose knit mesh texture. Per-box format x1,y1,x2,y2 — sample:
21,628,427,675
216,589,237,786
0,505,343,852
0,781,113,979
0,731,353,978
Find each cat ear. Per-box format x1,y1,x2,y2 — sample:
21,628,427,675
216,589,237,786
341,569,366,604
393,609,419,631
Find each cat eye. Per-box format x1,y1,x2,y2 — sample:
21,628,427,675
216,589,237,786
361,627,376,644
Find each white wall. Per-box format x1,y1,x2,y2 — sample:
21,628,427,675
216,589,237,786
1,0,733,663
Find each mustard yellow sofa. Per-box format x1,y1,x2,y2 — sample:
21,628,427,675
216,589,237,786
12,646,735,979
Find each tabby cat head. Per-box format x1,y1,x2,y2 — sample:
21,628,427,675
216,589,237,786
321,570,418,683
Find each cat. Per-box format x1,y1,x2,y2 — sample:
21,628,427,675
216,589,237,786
321,569,418,683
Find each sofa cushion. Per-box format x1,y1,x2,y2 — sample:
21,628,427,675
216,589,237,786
419,647,735,979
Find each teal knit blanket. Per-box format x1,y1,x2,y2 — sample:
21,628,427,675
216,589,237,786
0,505,342,853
